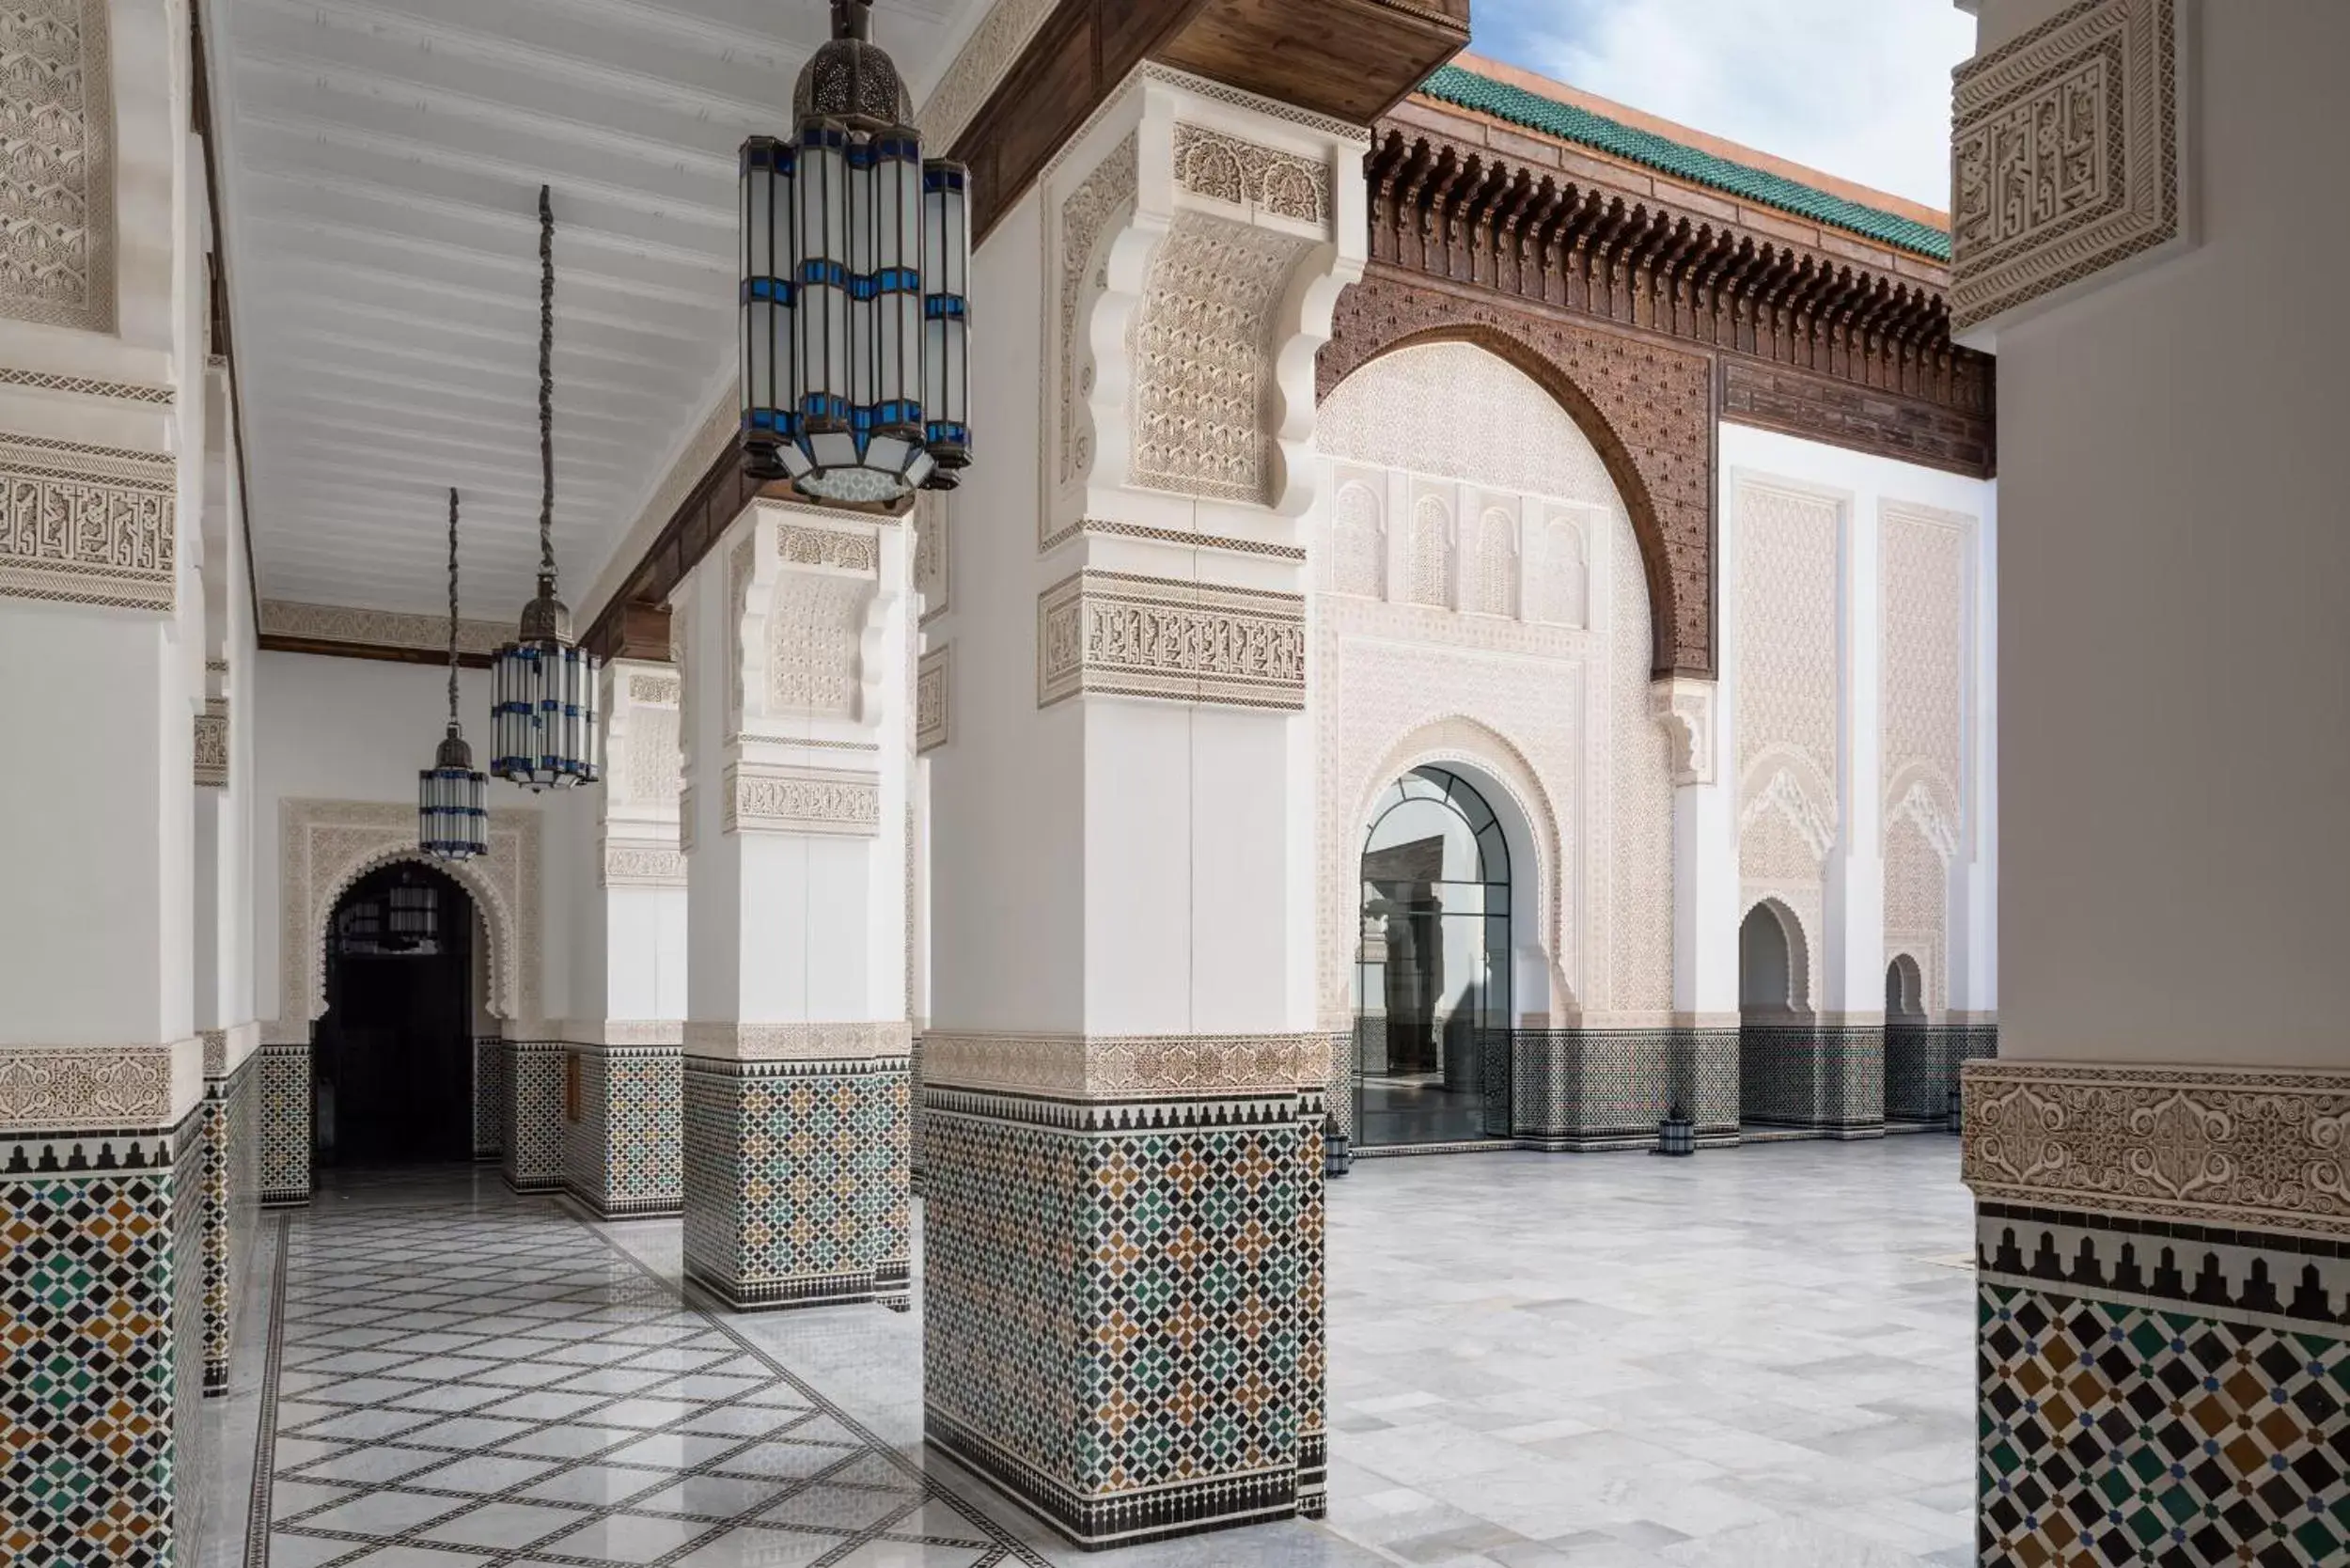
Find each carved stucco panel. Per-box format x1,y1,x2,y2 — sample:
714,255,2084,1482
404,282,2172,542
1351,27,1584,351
1323,270,1714,678
0,0,114,333
280,800,540,1027
0,432,174,611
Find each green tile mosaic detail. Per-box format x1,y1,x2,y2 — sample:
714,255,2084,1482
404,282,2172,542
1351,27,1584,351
1980,1280,2350,1566
0,1134,195,1567
682,1057,910,1309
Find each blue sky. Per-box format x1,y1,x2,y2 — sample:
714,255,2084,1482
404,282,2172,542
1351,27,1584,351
1466,0,1977,211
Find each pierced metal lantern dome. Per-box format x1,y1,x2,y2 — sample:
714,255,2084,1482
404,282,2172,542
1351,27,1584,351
739,0,970,503
420,488,489,860
492,186,602,789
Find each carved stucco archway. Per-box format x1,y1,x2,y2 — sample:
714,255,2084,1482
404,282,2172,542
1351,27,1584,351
1321,268,1716,679
279,799,541,1030
1325,715,1572,1033
1738,893,1816,1015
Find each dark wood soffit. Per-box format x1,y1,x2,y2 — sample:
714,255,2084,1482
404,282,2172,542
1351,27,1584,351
955,0,1469,243
258,635,496,671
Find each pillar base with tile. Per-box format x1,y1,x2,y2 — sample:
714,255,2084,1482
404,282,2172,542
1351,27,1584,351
920,1034,1328,1550
500,1036,566,1194
197,1026,261,1392
682,1031,911,1311
1963,1061,2350,1566
561,1037,684,1220
257,1039,312,1208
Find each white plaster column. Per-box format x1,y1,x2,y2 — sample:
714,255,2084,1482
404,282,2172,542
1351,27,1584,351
1825,500,1887,1016
0,0,218,1544
921,65,1360,1547
1653,674,1739,1134
554,658,687,1217
679,498,912,1309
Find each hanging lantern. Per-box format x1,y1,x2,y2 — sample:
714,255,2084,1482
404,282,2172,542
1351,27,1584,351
739,0,970,503
493,186,602,789
420,487,489,860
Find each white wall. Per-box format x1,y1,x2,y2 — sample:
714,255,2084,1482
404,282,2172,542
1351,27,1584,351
250,651,556,1028
1716,422,1998,1020
1975,0,2349,1068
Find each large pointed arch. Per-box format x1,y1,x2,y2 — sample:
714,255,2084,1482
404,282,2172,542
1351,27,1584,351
1320,267,1716,679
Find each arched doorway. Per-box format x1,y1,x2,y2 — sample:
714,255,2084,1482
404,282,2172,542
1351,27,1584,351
1355,767,1512,1147
1883,953,1937,1123
313,862,481,1168
1737,900,1813,1131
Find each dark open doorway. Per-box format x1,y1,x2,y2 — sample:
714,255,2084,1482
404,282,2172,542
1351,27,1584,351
313,862,478,1168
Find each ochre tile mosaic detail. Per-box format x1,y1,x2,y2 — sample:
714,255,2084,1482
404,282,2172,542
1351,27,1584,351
500,1040,565,1194
1740,1024,1885,1137
0,1124,197,1567
561,1043,682,1219
682,1055,910,1310
258,1043,311,1207
921,1068,1326,1548
198,1056,258,1392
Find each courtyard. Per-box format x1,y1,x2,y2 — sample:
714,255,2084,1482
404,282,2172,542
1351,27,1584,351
208,1139,1975,1568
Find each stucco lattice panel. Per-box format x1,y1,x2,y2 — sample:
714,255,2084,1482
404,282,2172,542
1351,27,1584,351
1404,494,1450,606
1318,340,1622,504
1322,273,1715,677
618,704,682,807
0,433,174,611
922,1093,1319,1545
682,1058,909,1309
1325,479,1385,598
258,1043,309,1206
768,573,872,719
1734,480,1841,792
0,1135,188,1565
0,0,112,332
1950,0,2182,333
1126,212,1307,505
1880,506,1969,816
1606,510,1675,1014
500,1042,563,1194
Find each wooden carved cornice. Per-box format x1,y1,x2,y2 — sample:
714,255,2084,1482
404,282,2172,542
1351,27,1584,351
1357,113,1996,481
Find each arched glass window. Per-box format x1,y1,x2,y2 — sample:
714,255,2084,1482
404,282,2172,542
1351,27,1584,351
1354,767,1512,1148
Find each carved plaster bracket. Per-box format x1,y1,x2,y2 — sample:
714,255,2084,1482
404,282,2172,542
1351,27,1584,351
1042,64,1368,554
1647,677,1716,787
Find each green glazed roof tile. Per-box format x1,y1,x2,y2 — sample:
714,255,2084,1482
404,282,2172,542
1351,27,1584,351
1418,63,1952,262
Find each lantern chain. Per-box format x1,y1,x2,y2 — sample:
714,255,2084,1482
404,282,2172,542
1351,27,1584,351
446,487,462,733
538,184,556,591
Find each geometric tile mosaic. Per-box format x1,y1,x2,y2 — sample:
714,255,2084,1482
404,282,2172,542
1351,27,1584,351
1978,1279,2350,1566
1508,1027,1740,1149
681,1057,908,1310
248,1181,1048,1568
1888,1022,1998,1125
563,1044,682,1220
1740,1023,1885,1137
201,1056,260,1393
473,1034,506,1162
258,1043,312,1207
500,1041,565,1195
0,1122,198,1568
921,1079,1324,1548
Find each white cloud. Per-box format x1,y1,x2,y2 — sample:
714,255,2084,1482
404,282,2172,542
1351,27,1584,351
1475,0,1977,212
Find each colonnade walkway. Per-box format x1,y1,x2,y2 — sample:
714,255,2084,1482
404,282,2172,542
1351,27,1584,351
199,1142,1975,1567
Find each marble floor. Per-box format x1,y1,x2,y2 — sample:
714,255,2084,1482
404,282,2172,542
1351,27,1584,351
201,1138,1977,1568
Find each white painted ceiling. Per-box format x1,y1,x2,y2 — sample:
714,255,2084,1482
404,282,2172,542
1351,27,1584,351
206,0,990,620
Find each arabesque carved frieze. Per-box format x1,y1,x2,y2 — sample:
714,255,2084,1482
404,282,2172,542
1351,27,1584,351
683,1020,912,1062
194,698,228,789
916,646,949,754
722,762,881,838
0,431,173,610
600,839,686,889
922,1031,1331,1101
1950,0,2182,334
1172,123,1330,227
1962,1060,2350,1238
1038,570,1305,712
0,1043,178,1132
